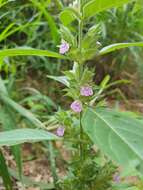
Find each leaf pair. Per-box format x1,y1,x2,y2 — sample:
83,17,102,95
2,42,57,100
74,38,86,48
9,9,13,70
60,0,131,26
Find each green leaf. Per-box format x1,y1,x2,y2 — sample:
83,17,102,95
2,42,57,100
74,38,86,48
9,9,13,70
82,24,100,49
31,0,59,43
0,77,7,94
82,108,143,173
0,151,12,190
47,75,69,86
99,42,143,55
0,109,22,180
0,0,9,8
21,87,57,109
113,185,139,190
0,93,45,129
12,146,22,180
0,80,22,179
60,8,80,26
100,75,110,88
0,129,58,146
0,22,34,43
134,0,143,11
0,48,66,59
60,25,76,47
83,0,130,18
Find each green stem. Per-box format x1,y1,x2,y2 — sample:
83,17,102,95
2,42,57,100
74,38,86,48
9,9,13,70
79,112,84,161
78,0,84,162
78,0,83,52
79,20,82,51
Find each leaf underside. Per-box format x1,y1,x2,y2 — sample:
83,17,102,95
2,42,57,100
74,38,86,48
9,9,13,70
0,129,58,146
82,108,143,173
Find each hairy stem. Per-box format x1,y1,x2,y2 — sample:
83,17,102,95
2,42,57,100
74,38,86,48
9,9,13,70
78,0,83,52
79,112,84,161
78,0,84,162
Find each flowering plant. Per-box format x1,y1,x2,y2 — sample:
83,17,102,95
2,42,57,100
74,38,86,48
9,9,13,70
0,0,143,189
47,0,143,189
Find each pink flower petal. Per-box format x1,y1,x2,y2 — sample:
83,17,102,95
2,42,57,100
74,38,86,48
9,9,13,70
56,127,65,137
70,100,82,113
80,86,93,97
59,40,70,54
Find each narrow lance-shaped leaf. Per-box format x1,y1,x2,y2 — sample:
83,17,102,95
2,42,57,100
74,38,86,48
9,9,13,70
21,87,57,109
0,79,22,179
0,93,45,129
31,0,59,43
0,129,58,146
82,108,143,173
0,48,67,59
0,22,34,43
99,42,143,55
83,0,131,19
47,75,69,87
0,109,22,180
0,151,12,190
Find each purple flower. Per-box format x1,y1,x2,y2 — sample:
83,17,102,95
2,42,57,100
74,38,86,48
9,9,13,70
71,100,82,113
59,40,70,54
80,86,93,97
113,174,120,183
56,127,65,137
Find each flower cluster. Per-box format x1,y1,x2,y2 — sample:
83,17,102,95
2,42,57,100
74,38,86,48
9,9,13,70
70,86,93,113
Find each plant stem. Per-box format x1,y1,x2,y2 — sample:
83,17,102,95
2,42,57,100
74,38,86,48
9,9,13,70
78,0,84,162
79,112,84,161
79,21,82,52
78,0,83,52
